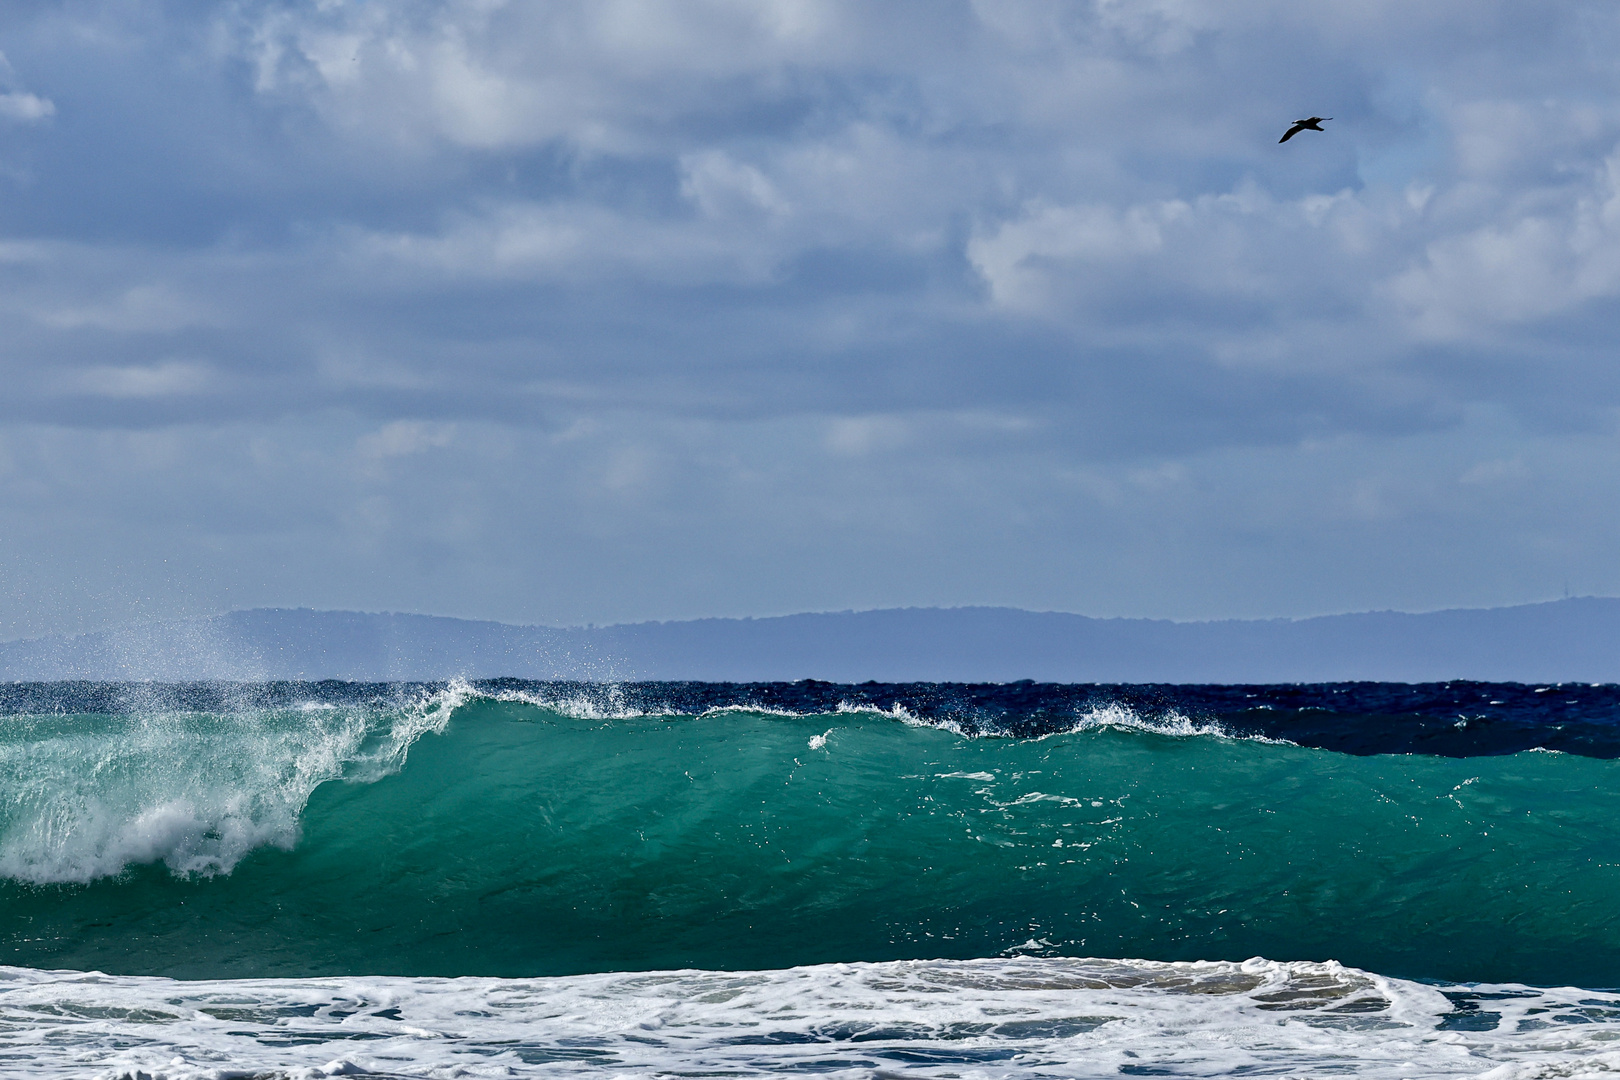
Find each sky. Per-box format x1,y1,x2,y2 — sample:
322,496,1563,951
2,0,1620,637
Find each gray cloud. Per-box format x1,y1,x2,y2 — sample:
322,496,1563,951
0,0,1616,636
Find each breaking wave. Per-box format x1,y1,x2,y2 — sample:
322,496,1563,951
0,678,1617,989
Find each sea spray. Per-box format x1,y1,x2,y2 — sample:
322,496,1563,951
0,682,463,883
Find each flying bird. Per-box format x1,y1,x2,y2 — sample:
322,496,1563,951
1279,117,1331,143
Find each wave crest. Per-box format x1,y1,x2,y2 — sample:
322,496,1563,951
0,679,1282,887
469,682,1281,742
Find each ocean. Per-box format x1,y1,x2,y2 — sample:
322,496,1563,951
3,678,1620,1079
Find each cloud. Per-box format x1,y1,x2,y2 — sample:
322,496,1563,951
1390,149,1620,340
228,0,854,152
72,361,214,400
0,0,1618,634
37,284,209,333
357,420,456,460
969,199,1188,311
353,198,788,285
0,92,52,122
0,50,51,123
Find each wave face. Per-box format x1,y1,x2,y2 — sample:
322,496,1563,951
1,680,1619,987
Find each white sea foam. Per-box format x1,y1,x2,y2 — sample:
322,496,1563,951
698,703,807,719
0,684,463,884
846,699,1292,744
2,956,1617,1079
469,683,1283,747
479,683,688,720
1043,702,1297,745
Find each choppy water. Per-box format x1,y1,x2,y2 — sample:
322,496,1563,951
2,678,1619,1078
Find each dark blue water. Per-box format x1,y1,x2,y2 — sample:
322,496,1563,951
3,677,1610,755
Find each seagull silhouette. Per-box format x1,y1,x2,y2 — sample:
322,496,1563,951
1279,117,1330,143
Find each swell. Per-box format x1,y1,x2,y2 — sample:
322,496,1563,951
3,691,1619,987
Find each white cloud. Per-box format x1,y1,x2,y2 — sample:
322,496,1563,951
825,414,909,457
72,362,213,400
681,151,790,221
354,199,788,285
969,199,1187,311
357,421,456,460
1390,148,1620,339
37,285,208,334
226,0,857,153
965,181,1405,376
0,91,52,122
0,49,52,123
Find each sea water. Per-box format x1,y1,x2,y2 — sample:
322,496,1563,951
2,678,1620,1078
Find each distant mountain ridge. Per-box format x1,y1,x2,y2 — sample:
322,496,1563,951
0,599,1616,683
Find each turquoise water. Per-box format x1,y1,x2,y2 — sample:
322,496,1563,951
3,687,1618,987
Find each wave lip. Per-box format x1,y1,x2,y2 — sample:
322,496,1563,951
4,957,1617,1080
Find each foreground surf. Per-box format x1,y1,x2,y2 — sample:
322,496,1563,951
9,956,1619,1080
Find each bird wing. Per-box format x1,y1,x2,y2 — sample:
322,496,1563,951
1279,122,1305,143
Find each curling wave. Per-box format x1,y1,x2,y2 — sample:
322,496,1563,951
0,682,464,883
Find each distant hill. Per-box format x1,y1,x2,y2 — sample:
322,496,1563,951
0,599,1616,683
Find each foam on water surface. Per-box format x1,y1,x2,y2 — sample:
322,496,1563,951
5,957,1620,1080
